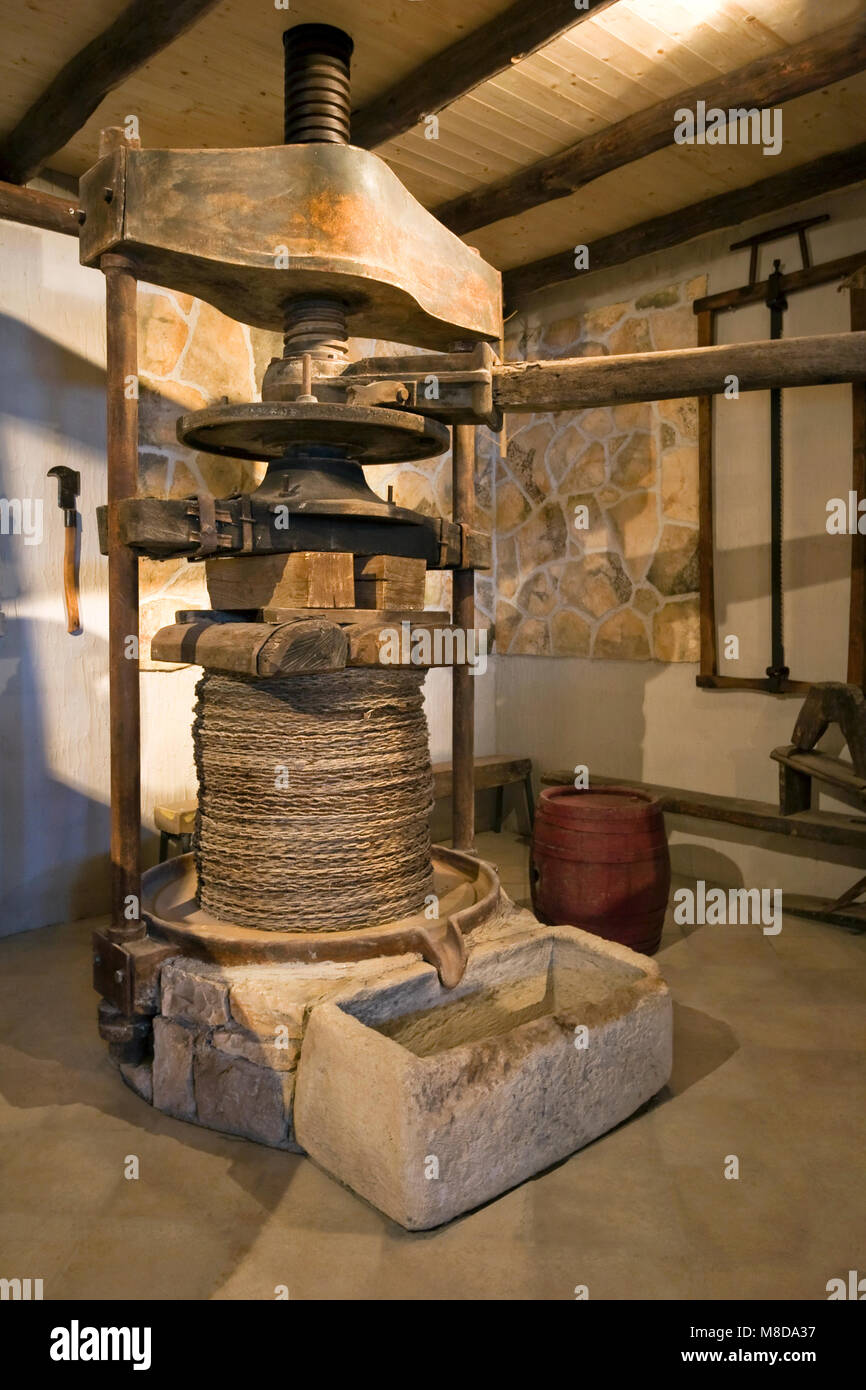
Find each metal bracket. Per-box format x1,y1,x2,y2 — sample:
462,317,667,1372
731,214,830,285
344,380,410,409
436,518,452,569
236,493,255,553
184,495,241,558
337,343,501,429
92,930,176,1016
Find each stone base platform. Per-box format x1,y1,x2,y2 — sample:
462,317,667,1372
116,899,672,1227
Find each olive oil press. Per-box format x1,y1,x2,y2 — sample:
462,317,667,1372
87,24,672,1229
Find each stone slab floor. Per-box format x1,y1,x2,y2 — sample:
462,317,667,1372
1,830,864,1301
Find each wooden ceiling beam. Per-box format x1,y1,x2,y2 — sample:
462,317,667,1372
503,142,866,304
439,13,866,235
351,0,620,150
0,0,224,185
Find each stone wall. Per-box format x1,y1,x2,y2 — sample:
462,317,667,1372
496,276,706,661
135,284,267,668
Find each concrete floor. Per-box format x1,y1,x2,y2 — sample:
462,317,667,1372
1,830,864,1301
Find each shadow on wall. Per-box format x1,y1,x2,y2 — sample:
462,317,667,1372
0,314,106,448
0,610,112,934
716,533,853,608
668,843,746,887
0,314,112,935
501,654,651,792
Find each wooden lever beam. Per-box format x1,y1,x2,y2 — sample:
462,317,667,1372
0,179,82,235
494,332,866,413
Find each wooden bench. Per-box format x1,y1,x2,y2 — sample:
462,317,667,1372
154,799,197,861
432,755,534,832
771,744,866,815
541,769,866,850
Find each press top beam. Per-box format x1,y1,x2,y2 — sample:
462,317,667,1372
77,144,502,347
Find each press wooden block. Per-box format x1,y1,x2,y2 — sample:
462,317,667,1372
353,555,426,610
153,800,197,836
206,552,355,610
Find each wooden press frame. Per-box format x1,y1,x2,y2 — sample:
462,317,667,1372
0,122,484,941
98,285,482,943
695,247,866,696
97,228,481,945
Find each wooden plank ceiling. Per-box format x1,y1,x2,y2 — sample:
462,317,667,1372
1,0,864,288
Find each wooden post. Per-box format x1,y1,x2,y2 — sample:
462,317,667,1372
696,309,718,682
849,282,866,689
452,424,476,852
102,249,143,940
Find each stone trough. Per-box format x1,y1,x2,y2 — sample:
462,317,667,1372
124,897,672,1228
295,918,672,1227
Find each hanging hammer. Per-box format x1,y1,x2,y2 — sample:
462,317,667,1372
47,465,81,633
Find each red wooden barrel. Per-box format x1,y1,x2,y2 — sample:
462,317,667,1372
530,785,670,955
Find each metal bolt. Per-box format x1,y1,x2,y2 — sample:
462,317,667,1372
114,970,124,983
296,352,318,404
103,187,114,203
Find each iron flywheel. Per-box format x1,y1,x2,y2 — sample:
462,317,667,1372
177,400,450,464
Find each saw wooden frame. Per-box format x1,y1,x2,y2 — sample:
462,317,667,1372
694,251,866,696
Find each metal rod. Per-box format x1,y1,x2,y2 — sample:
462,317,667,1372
766,260,789,691
283,23,354,145
696,309,717,682
849,283,866,689
452,424,476,852
279,29,352,369
102,251,144,940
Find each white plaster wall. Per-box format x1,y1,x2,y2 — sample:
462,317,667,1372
424,664,495,765
497,180,866,898
0,215,493,935
0,219,200,933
